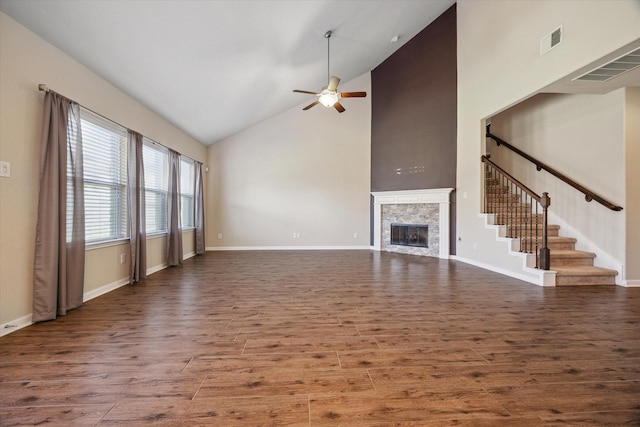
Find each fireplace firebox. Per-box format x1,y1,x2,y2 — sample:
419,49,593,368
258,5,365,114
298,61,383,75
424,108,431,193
390,224,428,248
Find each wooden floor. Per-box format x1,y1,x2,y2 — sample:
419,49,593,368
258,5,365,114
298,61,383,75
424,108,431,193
1,251,639,426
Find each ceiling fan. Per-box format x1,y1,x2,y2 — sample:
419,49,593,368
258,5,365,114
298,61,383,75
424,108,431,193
293,31,367,113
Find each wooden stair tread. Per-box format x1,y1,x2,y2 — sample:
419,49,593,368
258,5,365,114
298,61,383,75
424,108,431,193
550,249,595,258
549,249,597,267
553,265,617,286
547,236,577,242
553,265,618,276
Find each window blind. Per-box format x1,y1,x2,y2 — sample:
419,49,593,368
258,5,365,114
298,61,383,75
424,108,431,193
143,139,169,233
180,157,195,229
80,109,128,242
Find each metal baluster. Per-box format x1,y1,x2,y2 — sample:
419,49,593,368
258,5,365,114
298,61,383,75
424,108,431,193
539,192,550,270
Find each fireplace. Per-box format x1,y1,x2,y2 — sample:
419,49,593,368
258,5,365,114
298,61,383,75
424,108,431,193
371,188,453,259
391,224,429,248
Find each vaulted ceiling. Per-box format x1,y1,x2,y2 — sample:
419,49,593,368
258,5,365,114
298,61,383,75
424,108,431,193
0,0,456,145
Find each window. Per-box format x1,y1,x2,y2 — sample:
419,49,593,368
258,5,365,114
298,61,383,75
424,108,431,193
180,158,195,229
80,109,128,243
143,139,168,234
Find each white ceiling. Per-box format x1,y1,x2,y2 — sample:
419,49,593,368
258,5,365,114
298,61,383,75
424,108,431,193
0,0,456,145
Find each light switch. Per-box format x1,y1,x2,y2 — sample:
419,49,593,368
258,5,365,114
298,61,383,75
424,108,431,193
0,161,10,178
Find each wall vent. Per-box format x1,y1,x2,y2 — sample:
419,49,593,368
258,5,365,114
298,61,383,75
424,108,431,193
573,47,640,82
540,25,563,55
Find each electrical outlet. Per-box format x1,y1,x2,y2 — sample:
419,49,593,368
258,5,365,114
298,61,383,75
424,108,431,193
120,253,126,264
217,233,223,240
353,232,358,239
0,161,10,178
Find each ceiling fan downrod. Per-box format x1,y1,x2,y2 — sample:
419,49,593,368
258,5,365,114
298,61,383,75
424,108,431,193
325,30,332,85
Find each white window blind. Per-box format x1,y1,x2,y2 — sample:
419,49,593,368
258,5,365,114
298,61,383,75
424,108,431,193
180,158,195,229
143,139,168,234
80,109,128,243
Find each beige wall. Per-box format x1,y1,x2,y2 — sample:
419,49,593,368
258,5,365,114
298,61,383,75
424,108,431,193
456,0,640,279
0,12,207,331
206,72,371,249
489,91,627,277
625,87,640,282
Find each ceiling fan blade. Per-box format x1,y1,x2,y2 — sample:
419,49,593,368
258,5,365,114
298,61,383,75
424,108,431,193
328,76,340,91
303,100,320,110
333,102,345,113
339,91,367,98
293,89,320,95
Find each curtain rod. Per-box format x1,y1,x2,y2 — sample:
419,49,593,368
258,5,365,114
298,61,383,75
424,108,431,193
38,83,199,164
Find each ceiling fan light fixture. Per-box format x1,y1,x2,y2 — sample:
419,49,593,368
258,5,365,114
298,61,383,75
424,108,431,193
292,30,366,113
319,89,339,107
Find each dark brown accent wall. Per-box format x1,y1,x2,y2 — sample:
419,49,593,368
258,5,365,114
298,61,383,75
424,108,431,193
370,4,457,252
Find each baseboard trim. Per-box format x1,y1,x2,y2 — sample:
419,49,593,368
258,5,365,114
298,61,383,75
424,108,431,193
147,263,167,275
623,279,640,287
1,313,32,337
83,277,130,303
451,255,553,286
206,245,371,251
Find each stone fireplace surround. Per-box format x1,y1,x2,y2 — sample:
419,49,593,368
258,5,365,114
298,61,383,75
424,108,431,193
371,188,453,259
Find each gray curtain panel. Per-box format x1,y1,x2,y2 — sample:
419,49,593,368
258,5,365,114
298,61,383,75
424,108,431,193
127,131,146,283
32,92,85,322
167,149,183,266
194,161,206,255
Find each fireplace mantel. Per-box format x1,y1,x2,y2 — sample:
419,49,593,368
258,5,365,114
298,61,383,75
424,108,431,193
371,188,453,259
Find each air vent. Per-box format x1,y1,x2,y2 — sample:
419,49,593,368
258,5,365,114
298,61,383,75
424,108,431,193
540,25,563,55
574,47,640,82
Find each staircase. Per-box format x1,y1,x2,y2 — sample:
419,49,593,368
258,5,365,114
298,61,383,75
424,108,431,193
485,175,618,286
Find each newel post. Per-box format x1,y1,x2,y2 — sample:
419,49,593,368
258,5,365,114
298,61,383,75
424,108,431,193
539,192,551,270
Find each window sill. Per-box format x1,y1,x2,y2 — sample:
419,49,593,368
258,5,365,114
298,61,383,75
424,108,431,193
86,238,130,251
85,229,195,250
146,231,167,240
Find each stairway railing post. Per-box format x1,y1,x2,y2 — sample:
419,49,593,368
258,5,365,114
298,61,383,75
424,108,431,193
539,192,551,270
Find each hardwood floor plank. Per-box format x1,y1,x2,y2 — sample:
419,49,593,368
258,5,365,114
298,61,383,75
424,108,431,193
337,348,489,369
540,410,640,426
0,359,190,382
366,366,483,391
0,404,114,427
308,389,511,425
374,332,510,349
486,381,640,416
183,352,341,374
196,368,373,398
243,336,380,354
474,341,640,364
0,376,201,407
100,396,311,426
524,358,640,383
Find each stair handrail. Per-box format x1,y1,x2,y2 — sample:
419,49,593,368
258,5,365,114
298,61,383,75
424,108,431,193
482,155,550,270
486,124,623,212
